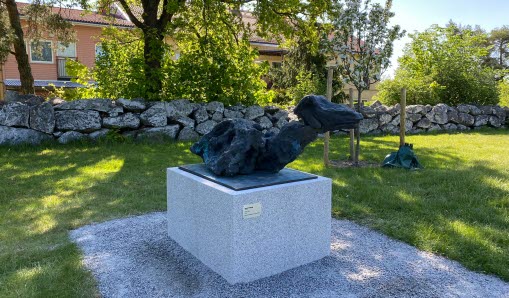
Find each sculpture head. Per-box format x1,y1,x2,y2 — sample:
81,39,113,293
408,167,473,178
294,95,363,133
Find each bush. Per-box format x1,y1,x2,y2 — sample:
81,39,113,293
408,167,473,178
65,26,271,105
376,24,500,106
499,80,509,107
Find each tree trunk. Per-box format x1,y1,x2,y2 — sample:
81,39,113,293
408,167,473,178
142,29,165,100
354,89,363,165
5,0,35,94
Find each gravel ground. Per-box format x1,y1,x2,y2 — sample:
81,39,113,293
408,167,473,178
70,212,509,298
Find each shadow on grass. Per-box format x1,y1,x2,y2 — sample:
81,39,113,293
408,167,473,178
0,139,201,296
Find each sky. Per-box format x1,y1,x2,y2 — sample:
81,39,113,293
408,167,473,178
373,0,509,78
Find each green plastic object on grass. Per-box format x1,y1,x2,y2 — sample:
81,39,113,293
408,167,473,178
382,143,423,170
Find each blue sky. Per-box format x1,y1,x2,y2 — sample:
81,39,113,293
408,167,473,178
373,0,509,77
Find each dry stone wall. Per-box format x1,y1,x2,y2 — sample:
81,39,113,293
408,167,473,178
0,95,507,146
353,101,507,135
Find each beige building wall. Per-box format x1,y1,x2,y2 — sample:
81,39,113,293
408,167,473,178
342,82,379,103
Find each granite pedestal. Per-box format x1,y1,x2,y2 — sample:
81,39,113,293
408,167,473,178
167,166,332,284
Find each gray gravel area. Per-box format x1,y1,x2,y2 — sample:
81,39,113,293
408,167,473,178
70,212,509,298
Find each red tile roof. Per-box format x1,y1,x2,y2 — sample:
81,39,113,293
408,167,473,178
16,2,134,28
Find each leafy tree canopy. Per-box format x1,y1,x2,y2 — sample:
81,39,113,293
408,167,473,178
86,0,338,100
327,0,404,101
376,23,499,106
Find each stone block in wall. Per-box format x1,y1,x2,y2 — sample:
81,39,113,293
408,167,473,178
371,100,383,109
359,118,379,134
428,123,442,132
224,109,243,119
3,102,30,128
272,110,289,121
266,127,280,135
473,115,489,127
378,113,392,126
196,120,217,135
488,116,503,128
457,104,482,116
89,129,110,140
206,101,225,114
108,106,124,117
426,103,448,124
55,99,114,112
407,113,423,123
137,125,181,140
493,106,506,121
244,105,264,120
447,107,459,124
168,99,194,117
441,123,458,131
117,98,146,112
55,110,102,132
387,103,401,117
230,104,246,113
102,113,140,129
58,131,88,144
256,116,273,130
360,106,377,118
171,115,195,129
5,91,44,106
374,104,388,113
381,124,399,134
211,112,224,122
457,113,475,126
275,117,288,129
0,125,52,145
457,124,470,131
479,105,494,115
405,105,425,114
192,107,209,124
29,102,55,134
177,127,200,141
140,103,167,127
415,117,431,129
264,105,280,114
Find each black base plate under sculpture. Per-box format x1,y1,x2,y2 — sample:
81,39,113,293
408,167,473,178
178,163,317,191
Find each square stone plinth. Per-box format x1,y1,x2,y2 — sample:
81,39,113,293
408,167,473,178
167,167,332,284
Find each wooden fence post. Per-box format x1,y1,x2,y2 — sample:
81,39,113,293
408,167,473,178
348,88,354,161
324,67,334,166
400,88,407,147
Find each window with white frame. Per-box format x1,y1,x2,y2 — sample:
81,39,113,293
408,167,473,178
57,42,76,58
95,43,103,59
30,41,53,63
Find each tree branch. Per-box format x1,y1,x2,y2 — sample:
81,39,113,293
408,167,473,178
117,0,143,28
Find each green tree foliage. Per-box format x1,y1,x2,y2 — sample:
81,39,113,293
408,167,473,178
499,80,509,107
487,26,509,79
377,24,499,106
91,0,336,100
68,21,269,105
164,2,269,105
269,37,330,105
328,0,404,103
94,28,147,99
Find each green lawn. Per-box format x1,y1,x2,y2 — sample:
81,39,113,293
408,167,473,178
1,130,508,297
